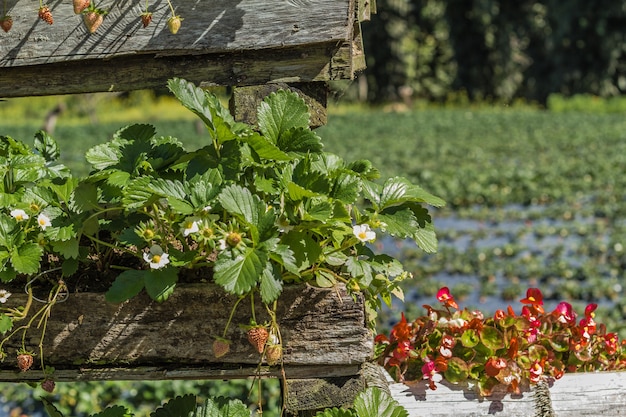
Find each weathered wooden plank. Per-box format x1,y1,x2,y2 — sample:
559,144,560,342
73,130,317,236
0,42,349,97
0,364,364,383
0,0,353,67
387,370,626,416
0,284,373,381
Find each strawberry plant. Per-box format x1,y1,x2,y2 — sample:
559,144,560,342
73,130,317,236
40,388,407,417
376,286,626,396
0,78,443,399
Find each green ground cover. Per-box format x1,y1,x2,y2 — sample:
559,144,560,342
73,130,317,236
0,94,625,415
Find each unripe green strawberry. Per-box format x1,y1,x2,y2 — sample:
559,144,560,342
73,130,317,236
167,15,182,34
0,15,13,33
213,338,230,359
247,326,269,354
38,6,53,25
265,344,282,366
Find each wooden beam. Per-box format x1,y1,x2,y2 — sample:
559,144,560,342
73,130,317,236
0,42,352,98
386,369,626,416
0,284,373,381
0,0,353,67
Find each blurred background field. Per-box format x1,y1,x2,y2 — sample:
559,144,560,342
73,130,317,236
1,88,625,416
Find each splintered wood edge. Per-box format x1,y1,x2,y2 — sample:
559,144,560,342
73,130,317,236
0,283,374,380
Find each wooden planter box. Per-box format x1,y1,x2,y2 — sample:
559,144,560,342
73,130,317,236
1,283,375,413
386,370,626,416
0,283,372,380
0,0,369,97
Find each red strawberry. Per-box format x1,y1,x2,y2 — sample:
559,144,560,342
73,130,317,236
41,378,56,393
38,6,53,25
0,15,12,33
167,15,182,34
212,338,230,359
247,326,269,354
72,0,90,14
265,344,282,366
140,12,152,28
83,10,104,34
17,353,34,372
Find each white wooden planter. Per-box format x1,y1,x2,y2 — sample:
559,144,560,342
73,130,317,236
386,370,626,416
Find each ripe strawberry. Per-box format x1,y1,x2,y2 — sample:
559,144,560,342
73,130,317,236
247,326,269,354
38,6,53,25
265,344,282,366
0,15,12,33
41,378,56,393
212,338,230,359
140,12,152,28
17,353,34,372
167,15,182,34
72,0,90,14
83,10,104,34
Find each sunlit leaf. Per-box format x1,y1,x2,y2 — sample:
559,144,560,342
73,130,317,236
11,243,42,274
214,248,266,295
257,90,310,144
352,387,408,417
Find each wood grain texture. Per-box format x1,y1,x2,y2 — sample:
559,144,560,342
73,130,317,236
0,0,365,97
0,283,373,381
387,369,626,416
0,0,353,67
0,43,353,97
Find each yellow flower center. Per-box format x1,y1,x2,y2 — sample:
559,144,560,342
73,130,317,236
152,255,161,263
358,232,367,240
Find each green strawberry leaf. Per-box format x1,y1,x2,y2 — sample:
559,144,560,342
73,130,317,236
0,313,13,335
52,237,79,259
277,127,323,155
91,405,133,417
352,387,408,417
11,243,42,274
195,396,250,417
167,78,215,131
214,248,267,295
218,184,262,226
243,132,292,161
257,90,310,144
33,130,60,162
144,267,178,302
151,394,197,417
105,270,146,303
281,231,322,271
259,264,283,304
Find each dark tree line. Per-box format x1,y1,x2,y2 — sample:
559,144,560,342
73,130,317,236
361,0,626,103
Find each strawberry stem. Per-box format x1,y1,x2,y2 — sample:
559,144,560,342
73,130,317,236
250,292,257,325
166,0,175,17
144,0,149,12
222,295,245,338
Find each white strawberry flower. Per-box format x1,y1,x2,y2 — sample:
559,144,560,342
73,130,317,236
353,224,376,243
37,213,52,230
0,289,11,303
143,245,170,269
181,217,200,237
10,209,28,221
